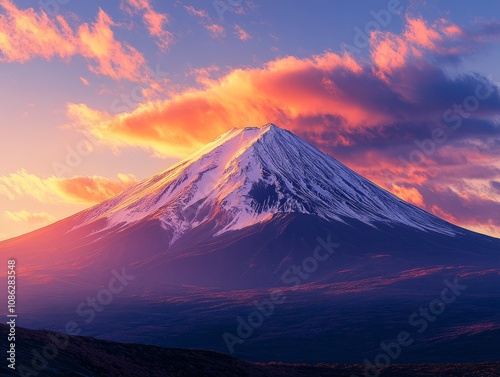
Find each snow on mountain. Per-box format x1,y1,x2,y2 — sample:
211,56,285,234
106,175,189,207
77,123,456,243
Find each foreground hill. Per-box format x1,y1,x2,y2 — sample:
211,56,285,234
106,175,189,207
2,324,499,377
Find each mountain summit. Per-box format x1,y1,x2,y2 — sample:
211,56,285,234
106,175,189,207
78,123,455,245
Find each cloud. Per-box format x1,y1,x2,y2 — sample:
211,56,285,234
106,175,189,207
205,23,225,39
0,170,138,204
421,182,500,238
80,76,90,86
78,9,148,81
389,184,425,206
185,65,220,86
0,0,77,62
184,5,209,19
64,15,500,157
66,52,364,157
428,205,457,224
369,16,496,79
5,210,55,225
66,43,498,158
234,24,251,41
181,4,226,40
370,31,408,80
57,174,138,203
122,0,172,49
0,2,149,81
404,17,443,50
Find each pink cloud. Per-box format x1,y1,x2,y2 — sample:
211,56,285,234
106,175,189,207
79,76,90,86
0,2,149,81
122,0,173,49
184,5,209,19
370,31,409,80
205,23,225,39
234,24,251,41
404,17,443,50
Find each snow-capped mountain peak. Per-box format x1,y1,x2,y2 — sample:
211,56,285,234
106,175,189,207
78,123,456,243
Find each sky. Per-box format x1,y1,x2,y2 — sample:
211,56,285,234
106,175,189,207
0,0,499,240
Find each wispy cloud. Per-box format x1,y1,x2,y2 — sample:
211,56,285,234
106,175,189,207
184,5,209,20
181,4,225,39
5,210,55,225
121,0,173,50
205,23,225,39
80,76,90,86
234,24,251,41
0,170,138,204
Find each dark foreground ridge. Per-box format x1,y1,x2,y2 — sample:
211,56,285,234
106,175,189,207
2,324,499,377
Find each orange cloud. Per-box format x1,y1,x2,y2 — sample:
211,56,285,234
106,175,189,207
234,24,251,41
78,9,147,81
122,0,172,49
0,2,149,81
0,170,138,204
67,51,374,158
205,23,225,39
5,210,55,225
0,0,77,62
429,205,457,223
57,174,138,203
389,184,425,207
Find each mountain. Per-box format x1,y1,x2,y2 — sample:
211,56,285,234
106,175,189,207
1,124,499,364
3,324,500,377
76,123,456,239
